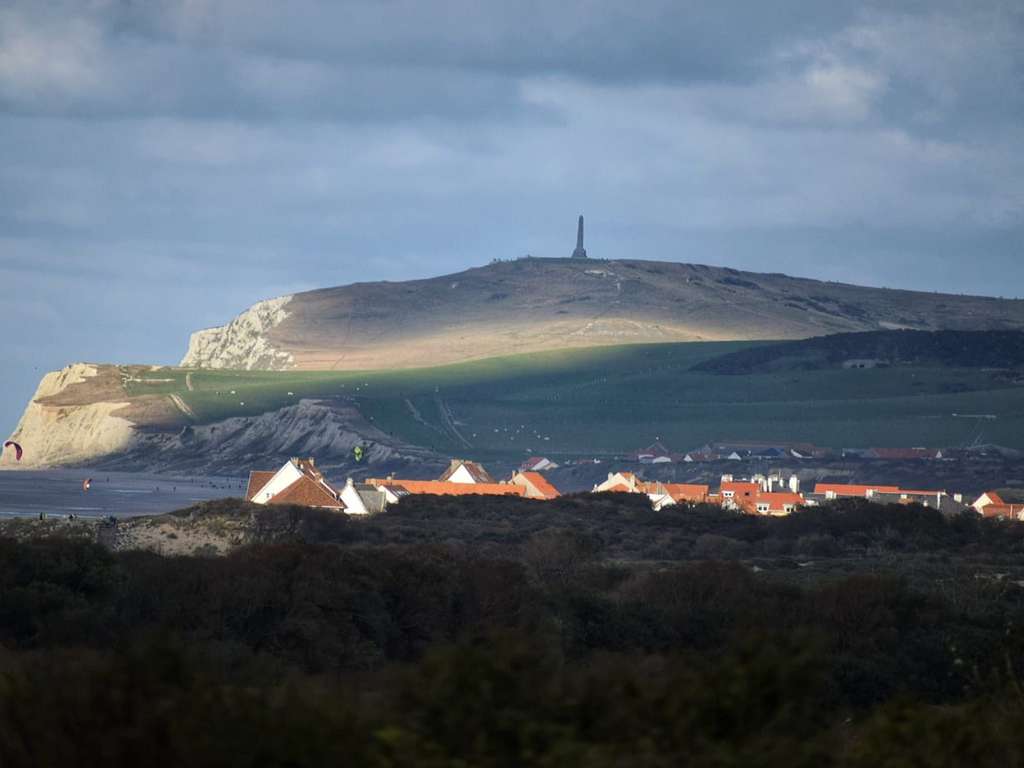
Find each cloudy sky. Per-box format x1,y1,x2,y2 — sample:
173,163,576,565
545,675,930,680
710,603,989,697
1,0,1022,433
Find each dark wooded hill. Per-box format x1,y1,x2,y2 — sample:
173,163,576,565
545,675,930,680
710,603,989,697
693,329,1024,374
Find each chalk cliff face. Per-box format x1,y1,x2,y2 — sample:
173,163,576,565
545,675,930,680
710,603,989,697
174,258,1024,372
2,365,137,469
125,399,431,473
4,363,434,473
181,295,295,370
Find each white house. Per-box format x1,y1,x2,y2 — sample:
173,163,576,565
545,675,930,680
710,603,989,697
339,478,388,515
520,456,559,472
438,459,497,484
245,458,346,511
593,471,641,493
973,490,1006,515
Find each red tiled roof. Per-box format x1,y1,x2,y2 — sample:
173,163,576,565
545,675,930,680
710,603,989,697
515,471,560,499
438,460,496,484
737,492,804,515
981,504,1024,519
721,481,760,497
520,457,549,470
268,475,346,509
815,483,901,497
978,491,1006,506
373,480,524,497
245,471,275,501
660,483,710,502
601,482,634,493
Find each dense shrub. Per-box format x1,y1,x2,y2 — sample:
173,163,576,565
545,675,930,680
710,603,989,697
4,494,1024,764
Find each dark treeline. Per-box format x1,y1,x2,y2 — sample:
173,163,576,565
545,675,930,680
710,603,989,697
3,498,1024,765
693,329,1024,374
244,493,1024,561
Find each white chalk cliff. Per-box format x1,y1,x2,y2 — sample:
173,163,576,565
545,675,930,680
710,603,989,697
181,295,294,370
2,364,137,469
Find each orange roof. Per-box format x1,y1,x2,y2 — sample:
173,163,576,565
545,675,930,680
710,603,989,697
979,491,1006,506
268,475,346,509
438,460,496,484
759,492,804,505
601,482,634,493
515,471,560,499
981,504,1024,519
815,483,901,497
721,481,760,497
374,480,525,497
661,483,710,502
737,492,804,515
245,471,275,501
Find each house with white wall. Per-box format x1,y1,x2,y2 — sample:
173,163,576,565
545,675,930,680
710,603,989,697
439,459,497,484
245,458,346,511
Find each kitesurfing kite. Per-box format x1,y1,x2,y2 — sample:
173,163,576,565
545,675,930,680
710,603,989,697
3,440,22,461
353,445,364,463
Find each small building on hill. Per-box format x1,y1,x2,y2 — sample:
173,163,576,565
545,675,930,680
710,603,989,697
593,472,641,494
510,471,561,499
592,473,709,509
633,441,675,464
973,490,1024,519
814,483,902,500
973,491,1006,514
520,456,559,472
720,480,760,504
339,478,388,515
439,459,497,484
640,482,710,509
369,479,525,498
245,458,347,511
735,491,804,516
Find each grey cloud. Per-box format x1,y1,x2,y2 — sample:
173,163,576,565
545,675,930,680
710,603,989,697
1,0,1022,433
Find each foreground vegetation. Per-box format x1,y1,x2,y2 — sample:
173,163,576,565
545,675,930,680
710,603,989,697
3,497,1024,765
123,335,1024,457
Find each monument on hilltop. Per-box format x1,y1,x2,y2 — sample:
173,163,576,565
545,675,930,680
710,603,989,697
571,215,588,259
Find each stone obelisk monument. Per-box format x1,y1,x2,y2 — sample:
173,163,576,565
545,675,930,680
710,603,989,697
571,214,588,259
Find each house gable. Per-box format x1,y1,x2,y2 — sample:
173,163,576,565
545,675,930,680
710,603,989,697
512,471,560,499
439,459,496,484
245,471,275,502
251,461,305,505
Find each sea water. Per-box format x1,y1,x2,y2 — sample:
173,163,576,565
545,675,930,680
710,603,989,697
0,469,244,518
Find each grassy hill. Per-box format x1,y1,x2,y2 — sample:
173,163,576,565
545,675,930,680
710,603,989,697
124,338,1024,460
181,257,1024,373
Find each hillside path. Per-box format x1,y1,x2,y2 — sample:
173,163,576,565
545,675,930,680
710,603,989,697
169,393,197,420
435,395,472,449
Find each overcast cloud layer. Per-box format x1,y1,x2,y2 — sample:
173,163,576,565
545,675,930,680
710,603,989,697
1,0,1022,434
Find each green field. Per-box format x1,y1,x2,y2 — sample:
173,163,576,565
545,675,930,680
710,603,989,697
123,341,1024,457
